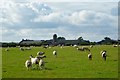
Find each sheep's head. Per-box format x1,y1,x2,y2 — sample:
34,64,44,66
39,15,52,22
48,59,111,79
30,55,33,58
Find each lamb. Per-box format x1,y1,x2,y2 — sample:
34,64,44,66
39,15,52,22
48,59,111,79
88,53,92,60
53,50,57,57
25,60,32,70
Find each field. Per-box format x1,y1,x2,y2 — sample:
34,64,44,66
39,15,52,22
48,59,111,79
2,45,118,78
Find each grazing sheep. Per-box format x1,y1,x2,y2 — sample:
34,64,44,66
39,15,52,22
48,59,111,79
30,55,40,67
73,45,78,48
25,60,32,70
20,47,24,51
37,55,46,59
88,53,92,60
77,48,84,51
82,47,90,52
43,45,48,49
5,48,9,51
37,52,45,55
90,45,93,48
113,44,118,47
26,47,31,50
53,50,57,57
39,59,45,69
101,50,107,61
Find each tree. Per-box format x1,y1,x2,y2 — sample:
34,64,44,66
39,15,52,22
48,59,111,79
78,37,83,41
104,37,111,40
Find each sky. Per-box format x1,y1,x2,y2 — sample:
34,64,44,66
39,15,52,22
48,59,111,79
1,0,119,42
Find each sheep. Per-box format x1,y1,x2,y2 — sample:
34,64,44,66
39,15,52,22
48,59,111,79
20,47,24,51
53,50,57,57
100,50,107,61
88,53,92,60
90,45,93,48
77,48,84,51
39,58,45,70
37,51,45,55
25,60,32,70
5,48,9,51
82,46,90,52
73,45,78,48
29,55,40,69
26,47,31,50
43,45,48,49
37,55,46,59
113,44,118,47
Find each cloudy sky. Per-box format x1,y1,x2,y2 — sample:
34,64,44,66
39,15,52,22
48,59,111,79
1,0,119,42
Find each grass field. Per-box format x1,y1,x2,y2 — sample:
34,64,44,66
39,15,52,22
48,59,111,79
2,45,118,78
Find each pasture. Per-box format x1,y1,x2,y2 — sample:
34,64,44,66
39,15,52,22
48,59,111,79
2,45,118,78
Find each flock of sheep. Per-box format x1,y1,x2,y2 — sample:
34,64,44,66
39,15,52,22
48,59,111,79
5,44,118,70
25,50,57,70
76,45,107,61
25,51,46,70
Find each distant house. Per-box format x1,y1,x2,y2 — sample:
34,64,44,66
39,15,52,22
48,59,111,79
19,39,42,46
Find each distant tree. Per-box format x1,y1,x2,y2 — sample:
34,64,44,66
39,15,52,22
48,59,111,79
78,37,83,41
104,37,111,40
57,37,66,40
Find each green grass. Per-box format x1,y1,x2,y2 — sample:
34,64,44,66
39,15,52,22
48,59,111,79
2,45,118,78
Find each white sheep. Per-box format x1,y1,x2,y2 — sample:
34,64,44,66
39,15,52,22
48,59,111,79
20,47,24,51
26,47,31,50
53,50,57,57
77,48,84,51
5,48,9,51
90,45,93,48
39,59,45,69
37,52,45,55
30,55,40,69
73,45,78,48
82,46,90,52
88,53,92,60
25,60,32,70
100,50,107,61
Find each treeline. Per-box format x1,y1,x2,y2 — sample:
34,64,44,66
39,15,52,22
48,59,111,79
1,37,119,47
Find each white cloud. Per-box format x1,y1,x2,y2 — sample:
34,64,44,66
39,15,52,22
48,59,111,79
1,1,118,42
33,9,117,28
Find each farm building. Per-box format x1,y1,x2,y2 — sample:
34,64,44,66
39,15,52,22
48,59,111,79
19,34,82,46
